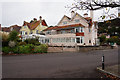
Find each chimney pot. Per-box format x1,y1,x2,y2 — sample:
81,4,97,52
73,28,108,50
84,13,88,18
33,18,37,21
71,11,75,18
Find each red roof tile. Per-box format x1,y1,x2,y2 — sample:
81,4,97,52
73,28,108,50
23,19,47,30
44,23,85,31
10,25,21,33
2,27,10,32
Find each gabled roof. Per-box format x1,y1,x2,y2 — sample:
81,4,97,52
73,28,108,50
23,19,48,30
27,21,40,30
44,23,85,31
57,15,71,25
71,12,88,23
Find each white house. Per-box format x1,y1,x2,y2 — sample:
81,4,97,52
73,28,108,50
44,11,99,46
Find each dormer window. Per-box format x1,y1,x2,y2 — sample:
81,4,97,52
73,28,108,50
63,21,67,24
75,19,80,22
47,31,51,35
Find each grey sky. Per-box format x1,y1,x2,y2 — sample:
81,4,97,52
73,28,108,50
0,0,118,27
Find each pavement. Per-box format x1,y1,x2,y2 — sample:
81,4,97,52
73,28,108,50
97,64,120,78
2,49,118,78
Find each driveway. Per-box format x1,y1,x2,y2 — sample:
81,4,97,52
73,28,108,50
2,49,118,78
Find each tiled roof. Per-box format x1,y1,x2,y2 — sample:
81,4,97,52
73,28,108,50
23,19,47,30
2,27,10,32
23,21,29,26
10,25,21,32
44,23,85,31
27,21,40,30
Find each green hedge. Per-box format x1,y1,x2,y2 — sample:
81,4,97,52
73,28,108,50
34,44,48,53
2,47,11,54
2,44,48,54
18,46,31,54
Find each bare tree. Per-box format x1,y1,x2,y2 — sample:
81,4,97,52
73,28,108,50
66,0,120,20
68,0,120,11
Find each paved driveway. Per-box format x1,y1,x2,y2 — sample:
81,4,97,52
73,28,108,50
2,49,118,78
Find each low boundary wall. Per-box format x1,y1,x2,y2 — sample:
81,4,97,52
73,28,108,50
48,46,114,53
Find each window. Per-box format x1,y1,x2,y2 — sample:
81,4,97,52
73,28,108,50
71,29,74,33
45,39,49,43
81,27,84,32
61,30,66,34
76,38,80,43
47,31,51,34
75,19,80,22
25,32,27,35
76,37,84,43
76,27,79,33
63,21,67,24
22,31,24,35
89,40,91,43
81,37,83,43
72,38,75,42
30,31,33,34
89,28,91,32
20,31,22,35
36,30,39,34
10,27,13,31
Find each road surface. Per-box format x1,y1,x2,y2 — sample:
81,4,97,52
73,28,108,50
2,49,118,78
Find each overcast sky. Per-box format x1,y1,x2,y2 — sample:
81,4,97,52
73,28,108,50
0,0,118,27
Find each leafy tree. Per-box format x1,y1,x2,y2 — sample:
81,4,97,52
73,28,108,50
8,30,19,41
107,36,120,45
98,18,120,37
2,33,9,47
99,35,106,44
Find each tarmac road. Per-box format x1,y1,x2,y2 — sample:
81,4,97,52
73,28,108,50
2,49,118,78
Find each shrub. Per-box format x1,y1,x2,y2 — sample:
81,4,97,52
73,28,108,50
107,36,120,45
2,47,11,54
24,38,40,45
8,41,16,48
12,44,34,54
12,46,19,54
18,45,31,54
34,44,48,53
19,42,27,46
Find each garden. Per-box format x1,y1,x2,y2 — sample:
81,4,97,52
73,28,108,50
2,30,48,55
